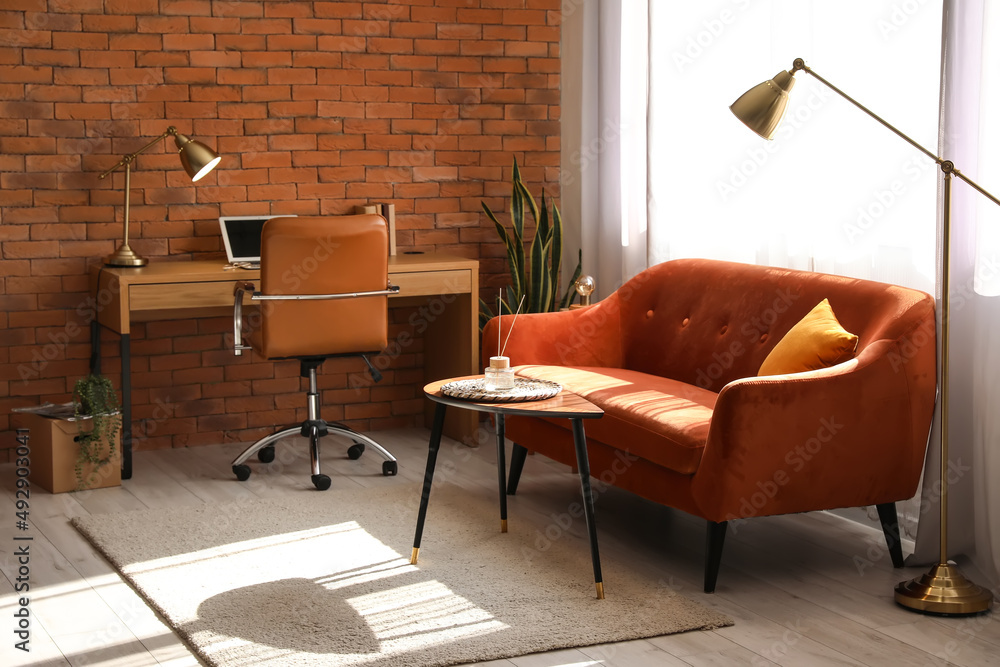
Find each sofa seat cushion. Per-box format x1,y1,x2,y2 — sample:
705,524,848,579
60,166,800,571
514,365,718,475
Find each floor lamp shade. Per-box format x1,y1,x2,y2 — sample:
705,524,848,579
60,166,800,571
98,126,221,267
731,58,995,616
730,70,796,140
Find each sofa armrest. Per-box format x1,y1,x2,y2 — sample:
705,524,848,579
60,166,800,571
483,296,625,368
691,338,935,523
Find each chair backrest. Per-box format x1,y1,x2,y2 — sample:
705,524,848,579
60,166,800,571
255,214,390,360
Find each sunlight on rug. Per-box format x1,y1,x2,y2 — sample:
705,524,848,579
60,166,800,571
72,483,731,666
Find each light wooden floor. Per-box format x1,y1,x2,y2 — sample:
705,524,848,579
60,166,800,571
1,427,997,667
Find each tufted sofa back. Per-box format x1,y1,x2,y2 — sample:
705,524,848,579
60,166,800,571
614,258,936,394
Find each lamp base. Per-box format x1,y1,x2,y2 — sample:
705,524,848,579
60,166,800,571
105,244,148,267
894,563,993,615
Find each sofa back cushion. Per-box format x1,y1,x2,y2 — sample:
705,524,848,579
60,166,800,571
618,258,934,393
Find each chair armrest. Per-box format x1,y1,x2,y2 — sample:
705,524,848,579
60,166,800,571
484,297,624,368
250,284,399,301
232,282,399,357
691,339,935,523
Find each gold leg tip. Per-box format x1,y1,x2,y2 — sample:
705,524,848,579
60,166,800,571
500,519,508,533
410,547,419,564
596,582,605,599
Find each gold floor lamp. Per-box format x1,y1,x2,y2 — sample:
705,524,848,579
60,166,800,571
99,126,221,267
731,58,995,615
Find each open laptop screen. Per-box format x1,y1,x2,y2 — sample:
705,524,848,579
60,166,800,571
219,215,295,264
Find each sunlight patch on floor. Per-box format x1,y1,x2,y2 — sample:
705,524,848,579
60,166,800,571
350,578,508,645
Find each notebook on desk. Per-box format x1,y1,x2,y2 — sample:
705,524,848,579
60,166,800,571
218,215,296,269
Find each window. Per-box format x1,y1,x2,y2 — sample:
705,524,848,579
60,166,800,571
648,0,943,292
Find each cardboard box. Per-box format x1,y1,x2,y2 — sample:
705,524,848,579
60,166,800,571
11,412,121,494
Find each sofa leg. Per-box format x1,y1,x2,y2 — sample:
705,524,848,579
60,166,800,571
875,502,905,568
705,520,728,593
506,443,528,495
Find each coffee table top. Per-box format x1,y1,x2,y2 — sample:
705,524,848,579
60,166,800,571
424,376,604,419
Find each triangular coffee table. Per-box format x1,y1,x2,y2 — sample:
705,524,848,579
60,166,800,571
410,376,606,598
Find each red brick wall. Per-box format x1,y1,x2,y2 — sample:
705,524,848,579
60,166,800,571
0,0,561,454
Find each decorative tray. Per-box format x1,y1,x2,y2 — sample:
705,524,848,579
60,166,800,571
440,377,562,403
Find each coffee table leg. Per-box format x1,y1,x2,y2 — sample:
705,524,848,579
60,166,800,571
496,414,508,533
571,418,604,599
411,403,447,564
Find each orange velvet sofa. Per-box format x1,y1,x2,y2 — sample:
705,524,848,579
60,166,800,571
483,258,937,592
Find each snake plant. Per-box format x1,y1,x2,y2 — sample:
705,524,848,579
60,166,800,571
479,159,583,329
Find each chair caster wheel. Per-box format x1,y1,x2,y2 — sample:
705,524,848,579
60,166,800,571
312,474,332,491
348,443,365,460
382,460,398,476
233,465,251,482
257,445,275,463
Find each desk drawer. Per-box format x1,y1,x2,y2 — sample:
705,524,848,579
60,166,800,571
129,270,472,311
130,281,240,312
391,270,471,297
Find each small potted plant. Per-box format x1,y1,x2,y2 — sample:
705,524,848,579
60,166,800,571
73,374,122,490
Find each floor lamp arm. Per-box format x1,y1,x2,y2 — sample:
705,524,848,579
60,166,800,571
799,59,1000,209
794,59,942,167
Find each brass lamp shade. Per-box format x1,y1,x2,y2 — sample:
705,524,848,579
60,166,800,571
730,70,796,140
174,131,222,182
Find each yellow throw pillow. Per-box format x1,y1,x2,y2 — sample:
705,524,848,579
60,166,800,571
758,298,859,376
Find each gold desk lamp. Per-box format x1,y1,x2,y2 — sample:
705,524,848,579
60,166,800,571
732,58,995,616
99,126,221,267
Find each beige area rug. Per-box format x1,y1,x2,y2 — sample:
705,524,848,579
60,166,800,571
72,483,731,666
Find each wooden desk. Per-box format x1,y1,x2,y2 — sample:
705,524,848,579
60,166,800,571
89,253,480,479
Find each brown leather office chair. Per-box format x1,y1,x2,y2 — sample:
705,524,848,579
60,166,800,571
231,214,399,490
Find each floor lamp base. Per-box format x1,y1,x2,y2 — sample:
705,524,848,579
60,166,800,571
895,563,993,615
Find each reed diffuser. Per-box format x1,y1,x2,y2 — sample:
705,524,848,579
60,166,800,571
484,294,524,391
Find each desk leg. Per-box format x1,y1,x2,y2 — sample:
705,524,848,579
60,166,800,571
411,403,447,565
421,293,478,442
90,321,132,480
571,418,603,599
120,333,133,481
496,414,508,533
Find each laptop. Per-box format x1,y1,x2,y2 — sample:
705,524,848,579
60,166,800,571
218,215,296,269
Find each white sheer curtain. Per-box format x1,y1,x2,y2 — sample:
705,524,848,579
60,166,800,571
647,0,941,294
909,0,1000,586
561,0,647,300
